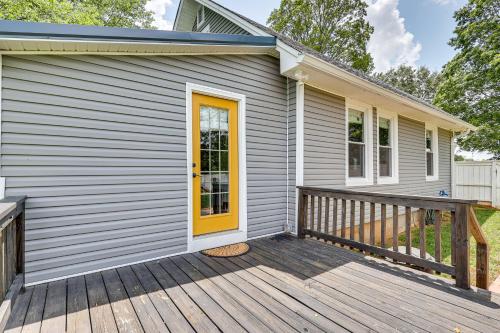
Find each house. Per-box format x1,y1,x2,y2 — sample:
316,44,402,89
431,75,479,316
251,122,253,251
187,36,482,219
0,0,476,287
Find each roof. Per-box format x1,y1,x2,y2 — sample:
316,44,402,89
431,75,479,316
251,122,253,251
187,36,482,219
180,0,474,131
0,19,276,46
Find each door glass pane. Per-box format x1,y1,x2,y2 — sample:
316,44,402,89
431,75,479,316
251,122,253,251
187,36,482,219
201,194,211,216
199,105,230,216
221,193,229,213
201,172,211,193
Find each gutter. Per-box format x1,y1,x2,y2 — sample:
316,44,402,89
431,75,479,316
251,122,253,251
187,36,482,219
299,54,476,132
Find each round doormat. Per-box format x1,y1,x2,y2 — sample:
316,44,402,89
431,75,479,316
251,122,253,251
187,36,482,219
201,242,250,257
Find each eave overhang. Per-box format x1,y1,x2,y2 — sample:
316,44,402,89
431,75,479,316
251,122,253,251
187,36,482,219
0,20,276,55
277,40,476,133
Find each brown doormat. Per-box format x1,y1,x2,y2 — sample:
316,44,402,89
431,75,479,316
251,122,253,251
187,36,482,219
201,242,250,257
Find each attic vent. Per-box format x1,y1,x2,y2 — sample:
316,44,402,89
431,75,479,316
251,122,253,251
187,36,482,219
197,6,205,28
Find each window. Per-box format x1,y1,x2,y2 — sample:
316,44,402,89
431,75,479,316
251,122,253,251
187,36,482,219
377,111,399,184
348,110,365,177
425,123,439,181
196,6,205,28
346,100,373,186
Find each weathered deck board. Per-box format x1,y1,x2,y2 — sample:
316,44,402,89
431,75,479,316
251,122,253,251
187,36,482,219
5,236,500,333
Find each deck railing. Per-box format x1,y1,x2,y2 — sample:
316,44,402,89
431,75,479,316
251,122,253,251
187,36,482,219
297,187,489,290
0,196,26,298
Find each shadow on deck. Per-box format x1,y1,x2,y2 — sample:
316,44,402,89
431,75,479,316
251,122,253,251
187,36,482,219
5,235,500,333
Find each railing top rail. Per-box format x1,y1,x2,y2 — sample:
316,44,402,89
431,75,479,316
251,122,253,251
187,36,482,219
0,196,26,232
297,187,478,205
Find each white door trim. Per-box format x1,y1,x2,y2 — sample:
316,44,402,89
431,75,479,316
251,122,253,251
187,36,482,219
185,82,247,252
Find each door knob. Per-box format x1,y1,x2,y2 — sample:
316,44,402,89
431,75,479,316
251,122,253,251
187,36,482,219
193,172,199,178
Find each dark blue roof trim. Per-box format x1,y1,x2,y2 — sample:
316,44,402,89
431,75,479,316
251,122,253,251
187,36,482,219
0,20,276,46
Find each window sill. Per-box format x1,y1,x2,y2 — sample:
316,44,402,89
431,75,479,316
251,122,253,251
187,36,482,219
426,176,439,182
378,177,399,185
346,177,374,187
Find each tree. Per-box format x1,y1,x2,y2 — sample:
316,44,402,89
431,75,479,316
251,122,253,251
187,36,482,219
0,0,154,28
267,0,374,72
434,0,499,157
374,65,442,104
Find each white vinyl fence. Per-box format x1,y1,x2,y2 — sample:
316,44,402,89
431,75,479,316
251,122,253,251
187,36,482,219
453,160,499,208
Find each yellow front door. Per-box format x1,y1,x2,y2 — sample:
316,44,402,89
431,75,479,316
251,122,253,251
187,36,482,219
192,93,239,236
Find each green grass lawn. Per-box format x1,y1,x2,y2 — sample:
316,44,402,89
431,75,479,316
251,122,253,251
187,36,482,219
396,208,500,287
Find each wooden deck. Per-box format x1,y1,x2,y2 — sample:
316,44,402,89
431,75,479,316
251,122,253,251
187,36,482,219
5,235,500,333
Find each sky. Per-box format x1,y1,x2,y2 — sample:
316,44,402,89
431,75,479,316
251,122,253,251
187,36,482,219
147,0,467,72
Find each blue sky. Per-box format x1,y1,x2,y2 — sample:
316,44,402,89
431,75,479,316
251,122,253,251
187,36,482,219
151,0,466,72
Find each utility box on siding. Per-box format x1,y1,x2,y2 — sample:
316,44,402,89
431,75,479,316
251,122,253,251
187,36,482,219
454,161,499,208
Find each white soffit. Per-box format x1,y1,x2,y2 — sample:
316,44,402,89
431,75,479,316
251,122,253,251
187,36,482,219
0,38,275,55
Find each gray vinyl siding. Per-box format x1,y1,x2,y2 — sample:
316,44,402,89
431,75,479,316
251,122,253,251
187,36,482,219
303,85,452,197
287,80,296,232
2,54,287,284
194,7,250,35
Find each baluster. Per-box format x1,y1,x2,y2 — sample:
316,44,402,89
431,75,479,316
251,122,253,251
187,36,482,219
341,199,347,239
332,198,338,237
434,210,442,263
317,197,323,234
451,211,456,266
0,228,4,299
350,200,355,241
370,203,375,246
324,198,330,235
310,196,315,232
359,201,365,243
392,205,398,252
405,207,412,255
381,204,387,248
419,208,426,259
297,191,307,239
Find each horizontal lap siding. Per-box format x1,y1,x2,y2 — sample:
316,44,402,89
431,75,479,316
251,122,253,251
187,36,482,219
304,85,452,197
2,54,287,284
194,7,250,34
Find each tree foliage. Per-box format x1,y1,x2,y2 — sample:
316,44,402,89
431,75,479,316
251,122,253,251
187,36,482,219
434,0,499,157
374,65,442,104
0,0,155,28
267,0,374,72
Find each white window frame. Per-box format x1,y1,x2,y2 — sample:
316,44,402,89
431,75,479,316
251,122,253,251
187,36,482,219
345,99,373,187
196,5,205,29
425,123,439,181
377,110,399,184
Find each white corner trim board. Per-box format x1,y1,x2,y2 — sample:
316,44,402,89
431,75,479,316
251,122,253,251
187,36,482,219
294,81,305,234
0,55,4,199
185,82,248,252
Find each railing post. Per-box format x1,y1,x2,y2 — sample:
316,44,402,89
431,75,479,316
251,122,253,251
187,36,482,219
297,188,306,239
468,206,489,289
454,203,470,289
